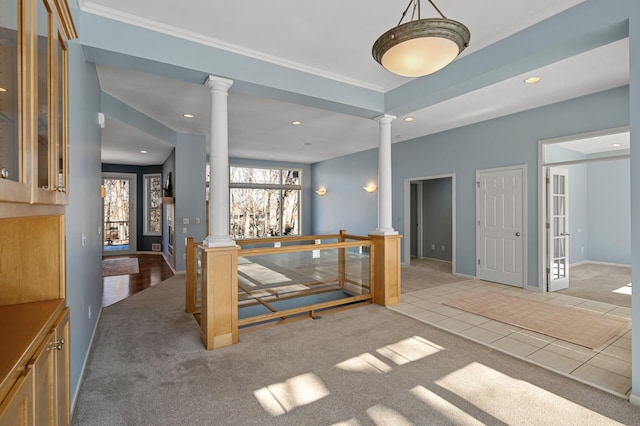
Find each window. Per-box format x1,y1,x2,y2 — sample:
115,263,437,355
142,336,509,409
144,174,162,235
229,166,301,239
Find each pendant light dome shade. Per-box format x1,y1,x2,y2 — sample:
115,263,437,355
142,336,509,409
372,1,470,77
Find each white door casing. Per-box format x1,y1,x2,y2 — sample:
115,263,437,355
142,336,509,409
476,166,525,287
547,167,570,291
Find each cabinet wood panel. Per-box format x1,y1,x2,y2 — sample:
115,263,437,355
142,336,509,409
0,369,34,426
0,215,63,305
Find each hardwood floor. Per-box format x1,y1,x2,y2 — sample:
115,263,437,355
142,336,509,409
102,254,174,307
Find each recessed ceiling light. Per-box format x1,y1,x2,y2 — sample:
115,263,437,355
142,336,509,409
0,87,6,92
611,143,622,147
183,113,195,118
140,150,148,154
524,76,541,84
291,121,302,125
404,117,414,122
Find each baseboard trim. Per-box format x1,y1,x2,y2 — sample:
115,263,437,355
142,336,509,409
630,393,640,407
70,306,103,417
136,250,163,255
453,273,475,280
570,260,631,268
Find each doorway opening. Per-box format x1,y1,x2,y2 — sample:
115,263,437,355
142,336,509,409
538,127,630,297
403,174,455,272
102,173,137,256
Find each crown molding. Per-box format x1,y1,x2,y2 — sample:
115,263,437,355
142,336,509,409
80,3,386,93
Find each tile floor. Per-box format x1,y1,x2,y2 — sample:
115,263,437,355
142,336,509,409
390,279,632,398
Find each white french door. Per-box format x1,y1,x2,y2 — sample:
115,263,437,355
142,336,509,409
102,173,137,256
476,166,525,287
547,167,570,291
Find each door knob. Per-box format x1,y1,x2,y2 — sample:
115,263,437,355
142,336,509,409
515,232,521,237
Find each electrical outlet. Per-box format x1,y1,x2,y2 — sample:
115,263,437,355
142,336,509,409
441,245,445,252
195,217,200,224
183,253,186,260
182,227,187,234
183,218,189,225
88,305,92,320
431,244,435,251
82,231,87,246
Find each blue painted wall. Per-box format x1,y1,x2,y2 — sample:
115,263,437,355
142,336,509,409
174,134,207,271
65,41,103,408
311,148,378,236
587,159,631,264
312,86,630,286
566,164,589,264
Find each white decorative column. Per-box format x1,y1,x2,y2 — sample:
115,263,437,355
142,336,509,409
372,114,398,235
204,75,234,247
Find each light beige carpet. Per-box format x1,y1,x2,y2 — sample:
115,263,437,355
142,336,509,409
102,257,139,277
444,292,628,349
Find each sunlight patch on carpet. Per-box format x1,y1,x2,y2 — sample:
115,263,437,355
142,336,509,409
613,283,632,295
437,362,626,425
254,372,329,416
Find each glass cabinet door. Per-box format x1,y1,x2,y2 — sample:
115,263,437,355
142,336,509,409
36,0,50,192
0,0,28,201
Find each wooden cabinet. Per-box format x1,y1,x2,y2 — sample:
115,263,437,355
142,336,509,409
30,308,69,426
0,369,34,426
0,0,75,423
0,0,76,205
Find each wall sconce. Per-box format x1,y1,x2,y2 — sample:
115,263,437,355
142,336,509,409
100,185,106,198
315,188,327,196
363,184,377,193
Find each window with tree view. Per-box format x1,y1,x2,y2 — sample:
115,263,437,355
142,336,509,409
229,166,301,239
144,174,162,235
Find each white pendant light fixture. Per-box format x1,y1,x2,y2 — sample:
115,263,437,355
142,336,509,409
372,0,470,77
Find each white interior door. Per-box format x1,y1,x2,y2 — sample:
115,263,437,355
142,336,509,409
547,167,570,291
477,167,524,287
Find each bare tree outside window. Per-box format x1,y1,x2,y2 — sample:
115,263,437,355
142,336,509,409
144,174,162,235
103,178,130,246
225,166,301,239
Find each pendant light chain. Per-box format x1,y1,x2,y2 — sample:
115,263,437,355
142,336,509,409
427,0,447,19
398,0,448,26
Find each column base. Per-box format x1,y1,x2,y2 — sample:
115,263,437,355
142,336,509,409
370,228,399,236
204,235,236,248
369,233,402,306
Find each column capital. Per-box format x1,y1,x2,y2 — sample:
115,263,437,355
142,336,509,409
205,75,234,92
373,114,397,124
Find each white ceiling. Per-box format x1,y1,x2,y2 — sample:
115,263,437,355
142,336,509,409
83,0,630,166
